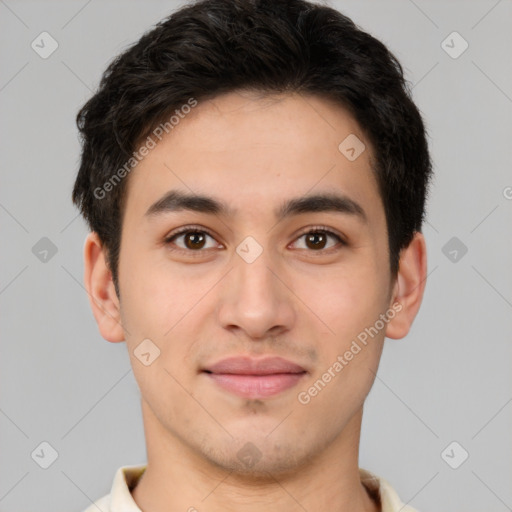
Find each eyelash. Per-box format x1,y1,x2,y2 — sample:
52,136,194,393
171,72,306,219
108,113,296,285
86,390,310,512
163,225,346,256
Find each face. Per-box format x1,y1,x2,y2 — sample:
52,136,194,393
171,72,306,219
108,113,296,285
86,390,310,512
112,91,400,475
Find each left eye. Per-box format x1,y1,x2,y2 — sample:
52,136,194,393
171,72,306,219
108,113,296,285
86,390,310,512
292,229,344,251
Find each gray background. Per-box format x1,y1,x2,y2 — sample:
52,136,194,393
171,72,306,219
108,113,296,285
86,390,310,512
1,0,511,510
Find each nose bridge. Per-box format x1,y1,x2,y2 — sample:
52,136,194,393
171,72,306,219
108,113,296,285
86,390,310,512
235,245,277,300
217,239,295,337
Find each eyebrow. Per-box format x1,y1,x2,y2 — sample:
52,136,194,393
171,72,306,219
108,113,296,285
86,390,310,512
145,189,368,224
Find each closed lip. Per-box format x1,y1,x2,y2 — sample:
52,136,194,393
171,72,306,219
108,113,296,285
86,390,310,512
202,356,307,375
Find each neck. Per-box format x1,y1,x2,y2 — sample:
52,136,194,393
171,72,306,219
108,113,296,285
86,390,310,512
131,402,379,512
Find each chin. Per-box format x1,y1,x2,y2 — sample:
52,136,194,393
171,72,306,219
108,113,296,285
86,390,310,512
195,432,318,479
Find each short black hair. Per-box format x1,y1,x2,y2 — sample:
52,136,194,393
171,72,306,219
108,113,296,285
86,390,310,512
72,0,433,298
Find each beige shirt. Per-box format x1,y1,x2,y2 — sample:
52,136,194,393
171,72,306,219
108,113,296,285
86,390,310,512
84,465,419,512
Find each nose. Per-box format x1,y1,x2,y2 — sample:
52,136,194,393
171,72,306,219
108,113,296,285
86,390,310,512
216,246,297,341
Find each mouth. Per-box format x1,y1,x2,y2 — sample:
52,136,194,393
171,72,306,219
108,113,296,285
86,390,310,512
201,356,308,399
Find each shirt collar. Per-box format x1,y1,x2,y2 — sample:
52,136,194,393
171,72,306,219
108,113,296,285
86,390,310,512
109,464,146,512
105,464,418,512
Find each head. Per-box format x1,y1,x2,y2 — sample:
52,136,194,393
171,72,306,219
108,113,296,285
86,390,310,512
74,0,431,476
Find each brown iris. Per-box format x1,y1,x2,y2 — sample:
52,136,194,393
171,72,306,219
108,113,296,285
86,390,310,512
184,232,207,250
305,232,328,250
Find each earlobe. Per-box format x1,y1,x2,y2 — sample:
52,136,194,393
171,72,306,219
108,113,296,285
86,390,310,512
385,231,428,340
83,232,125,343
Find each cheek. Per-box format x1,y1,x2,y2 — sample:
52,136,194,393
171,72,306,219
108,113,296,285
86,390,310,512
120,254,196,337
300,264,386,340
296,263,388,401
120,260,208,379
299,288,385,417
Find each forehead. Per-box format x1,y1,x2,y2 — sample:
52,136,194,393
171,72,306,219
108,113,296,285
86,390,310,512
123,91,383,226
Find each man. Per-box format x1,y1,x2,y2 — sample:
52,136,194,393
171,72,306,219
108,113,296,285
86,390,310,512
73,0,432,510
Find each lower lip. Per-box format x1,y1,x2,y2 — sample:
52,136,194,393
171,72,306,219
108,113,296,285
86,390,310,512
205,372,306,399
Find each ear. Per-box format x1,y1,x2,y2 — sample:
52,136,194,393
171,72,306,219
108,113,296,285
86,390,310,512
83,231,125,343
385,231,428,339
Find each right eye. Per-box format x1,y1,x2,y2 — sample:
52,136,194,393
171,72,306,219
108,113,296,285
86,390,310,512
164,227,222,252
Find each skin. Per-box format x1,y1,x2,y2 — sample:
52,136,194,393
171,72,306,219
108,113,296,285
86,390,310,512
84,90,427,512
